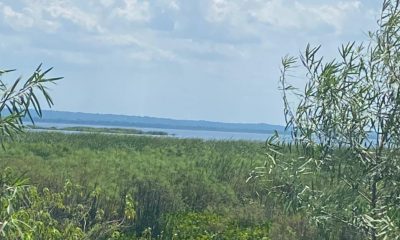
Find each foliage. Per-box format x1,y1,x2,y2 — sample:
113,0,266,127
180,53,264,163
0,65,61,147
1,132,279,238
0,64,65,238
164,212,270,240
0,168,135,239
261,0,400,239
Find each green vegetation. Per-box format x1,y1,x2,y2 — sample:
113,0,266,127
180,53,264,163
0,132,294,239
27,125,169,136
0,65,60,147
257,0,400,239
2,1,400,239
3,130,388,239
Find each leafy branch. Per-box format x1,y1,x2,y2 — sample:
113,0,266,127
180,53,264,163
0,64,62,147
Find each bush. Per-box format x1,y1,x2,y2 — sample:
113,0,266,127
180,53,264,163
0,168,134,239
163,212,270,240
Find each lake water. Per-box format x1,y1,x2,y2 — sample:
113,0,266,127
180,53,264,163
33,122,278,142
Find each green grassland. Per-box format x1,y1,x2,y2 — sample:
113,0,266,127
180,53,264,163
0,132,365,239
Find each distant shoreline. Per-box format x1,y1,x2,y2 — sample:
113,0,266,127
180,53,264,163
28,110,284,133
31,119,283,134
24,110,286,136
27,125,169,136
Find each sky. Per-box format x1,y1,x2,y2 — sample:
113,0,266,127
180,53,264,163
0,0,382,125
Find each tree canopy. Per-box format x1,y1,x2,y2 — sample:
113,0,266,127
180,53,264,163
264,1,400,239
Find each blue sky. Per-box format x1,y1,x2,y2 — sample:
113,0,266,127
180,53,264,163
0,0,381,124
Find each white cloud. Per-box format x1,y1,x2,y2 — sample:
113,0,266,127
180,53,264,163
90,33,176,61
1,4,34,29
0,0,380,124
94,34,143,46
203,0,263,42
99,0,115,8
167,0,180,11
250,0,362,33
206,0,237,23
295,1,362,33
154,0,180,11
44,1,104,32
0,0,376,65
0,1,104,33
160,37,247,62
249,0,305,29
205,0,363,35
112,0,151,22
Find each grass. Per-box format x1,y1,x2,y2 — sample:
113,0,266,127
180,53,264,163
0,132,368,239
1,132,274,237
